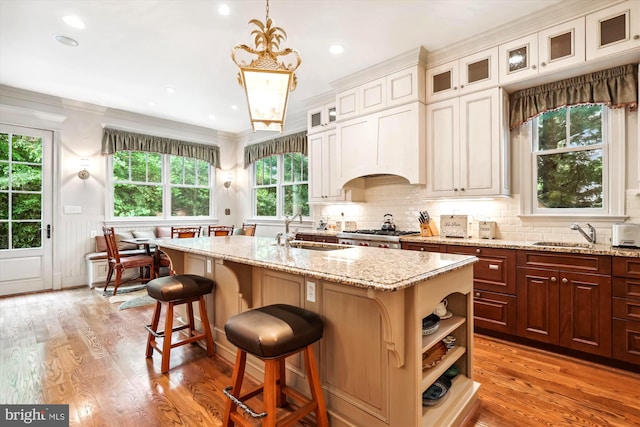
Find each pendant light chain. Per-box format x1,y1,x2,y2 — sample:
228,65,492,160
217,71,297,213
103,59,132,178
265,0,270,20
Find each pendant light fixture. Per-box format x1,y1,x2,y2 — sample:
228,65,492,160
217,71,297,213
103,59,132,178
232,0,301,133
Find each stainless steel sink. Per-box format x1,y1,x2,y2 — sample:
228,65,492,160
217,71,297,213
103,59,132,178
530,241,593,248
288,241,351,251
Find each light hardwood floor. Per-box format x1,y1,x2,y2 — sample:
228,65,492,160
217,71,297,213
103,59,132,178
1,287,639,426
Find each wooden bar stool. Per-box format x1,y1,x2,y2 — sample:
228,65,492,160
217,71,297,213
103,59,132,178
222,304,328,427
145,274,215,373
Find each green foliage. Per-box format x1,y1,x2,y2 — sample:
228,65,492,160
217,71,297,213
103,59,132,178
536,106,603,209
254,153,308,217
113,151,212,217
1,132,43,249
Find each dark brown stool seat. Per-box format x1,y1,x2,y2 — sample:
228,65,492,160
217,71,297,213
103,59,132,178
145,274,215,373
223,304,329,427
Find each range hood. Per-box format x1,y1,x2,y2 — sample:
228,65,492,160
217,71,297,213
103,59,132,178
335,102,426,189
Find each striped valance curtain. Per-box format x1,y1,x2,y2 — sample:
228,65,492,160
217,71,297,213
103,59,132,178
101,127,221,168
509,63,638,130
243,131,307,168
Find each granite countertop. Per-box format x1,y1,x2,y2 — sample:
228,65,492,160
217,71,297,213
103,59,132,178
400,235,640,257
295,229,340,236
157,236,477,292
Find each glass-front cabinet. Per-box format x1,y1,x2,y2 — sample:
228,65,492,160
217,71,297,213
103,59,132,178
426,47,498,102
307,103,337,134
586,0,640,60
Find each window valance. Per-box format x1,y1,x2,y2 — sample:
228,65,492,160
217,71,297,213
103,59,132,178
243,131,307,168
509,63,638,130
101,127,221,168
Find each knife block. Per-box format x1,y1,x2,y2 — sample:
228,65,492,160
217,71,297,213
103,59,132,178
420,220,440,237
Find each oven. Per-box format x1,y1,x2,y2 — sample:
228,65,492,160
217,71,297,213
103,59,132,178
336,230,419,249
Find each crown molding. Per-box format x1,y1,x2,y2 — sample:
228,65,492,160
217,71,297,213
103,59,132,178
329,46,429,92
426,0,625,67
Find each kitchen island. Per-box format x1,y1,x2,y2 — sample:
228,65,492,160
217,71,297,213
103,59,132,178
157,236,479,427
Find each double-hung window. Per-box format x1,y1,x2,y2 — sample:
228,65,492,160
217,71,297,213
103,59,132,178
111,151,212,218
253,153,309,218
533,105,607,212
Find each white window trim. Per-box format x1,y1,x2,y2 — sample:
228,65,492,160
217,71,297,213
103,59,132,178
519,107,626,223
105,153,216,222
251,154,309,219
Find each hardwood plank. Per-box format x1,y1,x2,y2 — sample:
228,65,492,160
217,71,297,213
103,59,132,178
2,288,640,426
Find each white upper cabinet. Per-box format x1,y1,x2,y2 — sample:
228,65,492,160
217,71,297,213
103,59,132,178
499,18,585,85
307,103,337,134
309,131,363,203
425,88,509,198
586,0,640,61
336,66,421,120
427,47,498,103
538,17,586,73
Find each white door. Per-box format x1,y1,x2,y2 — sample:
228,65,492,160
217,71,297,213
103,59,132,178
0,124,53,295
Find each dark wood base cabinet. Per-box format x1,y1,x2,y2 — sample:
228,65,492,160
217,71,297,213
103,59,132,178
473,289,517,334
295,233,338,243
612,257,640,364
516,251,612,358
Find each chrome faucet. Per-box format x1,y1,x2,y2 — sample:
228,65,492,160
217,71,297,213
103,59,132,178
283,213,303,246
570,223,596,244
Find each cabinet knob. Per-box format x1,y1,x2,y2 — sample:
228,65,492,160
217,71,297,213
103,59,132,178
634,35,639,40
541,62,546,67
460,188,465,191
420,247,425,251
562,278,568,284
532,64,537,70
454,188,458,192
475,292,481,298
550,277,556,282
476,248,481,254
460,84,465,88
453,86,458,90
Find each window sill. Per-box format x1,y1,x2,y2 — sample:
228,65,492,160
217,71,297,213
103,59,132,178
518,214,627,224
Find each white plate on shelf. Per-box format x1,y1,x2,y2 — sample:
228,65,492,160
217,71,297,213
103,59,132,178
439,311,453,320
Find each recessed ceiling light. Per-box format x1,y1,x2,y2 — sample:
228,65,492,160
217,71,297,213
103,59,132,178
62,15,85,29
231,105,238,110
53,35,79,47
218,4,230,16
148,101,157,107
209,115,216,120
166,87,176,94
329,44,344,55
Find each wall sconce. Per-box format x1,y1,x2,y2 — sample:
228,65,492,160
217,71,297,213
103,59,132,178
223,172,233,189
78,158,90,180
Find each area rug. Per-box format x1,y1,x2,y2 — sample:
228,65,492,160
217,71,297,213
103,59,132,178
118,293,156,311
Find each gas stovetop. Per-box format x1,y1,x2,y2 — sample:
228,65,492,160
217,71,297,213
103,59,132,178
336,229,420,243
350,229,419,236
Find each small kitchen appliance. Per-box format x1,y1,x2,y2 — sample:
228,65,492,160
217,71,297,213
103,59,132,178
381,214,396,231
612,223,640,248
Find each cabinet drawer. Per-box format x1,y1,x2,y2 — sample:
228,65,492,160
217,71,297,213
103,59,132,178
473,289,516,335
401,242,446,252
613,318,640,365
315,236,338,244
613,257,640,279
449,246,516,294
517,250,611,274
613,297,640,322
613,277,640,300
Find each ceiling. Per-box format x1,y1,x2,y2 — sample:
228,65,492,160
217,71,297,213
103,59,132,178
0,0,571,134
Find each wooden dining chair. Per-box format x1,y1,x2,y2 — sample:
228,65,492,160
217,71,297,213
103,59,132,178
102,227,155,295
208,225,234,236
171,226,201,238
242,223,257,236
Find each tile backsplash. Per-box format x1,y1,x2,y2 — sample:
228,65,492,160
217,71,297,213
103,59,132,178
315,175,640,245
